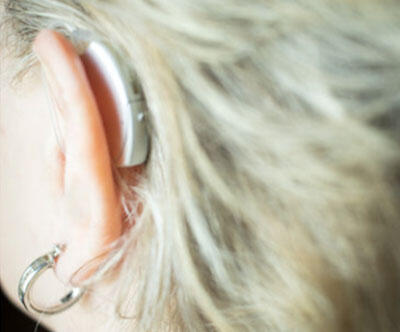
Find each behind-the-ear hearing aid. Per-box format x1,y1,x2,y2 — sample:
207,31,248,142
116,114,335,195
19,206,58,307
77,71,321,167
47,29,149,167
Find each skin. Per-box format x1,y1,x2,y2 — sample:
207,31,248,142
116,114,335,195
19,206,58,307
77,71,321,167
0,30,132,331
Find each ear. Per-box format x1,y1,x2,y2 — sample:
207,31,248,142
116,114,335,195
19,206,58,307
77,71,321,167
33,30,122,285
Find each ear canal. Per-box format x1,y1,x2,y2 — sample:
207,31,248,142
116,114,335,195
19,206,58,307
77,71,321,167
75,31,149,167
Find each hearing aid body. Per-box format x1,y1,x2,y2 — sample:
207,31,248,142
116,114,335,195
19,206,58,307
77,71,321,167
74,31,149,167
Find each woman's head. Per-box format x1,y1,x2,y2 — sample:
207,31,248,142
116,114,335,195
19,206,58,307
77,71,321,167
1,0,400,331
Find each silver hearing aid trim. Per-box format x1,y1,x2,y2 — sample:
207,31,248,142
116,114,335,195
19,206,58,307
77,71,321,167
74,29,149,167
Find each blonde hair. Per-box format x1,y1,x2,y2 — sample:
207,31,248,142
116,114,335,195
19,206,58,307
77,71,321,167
3,0,400,331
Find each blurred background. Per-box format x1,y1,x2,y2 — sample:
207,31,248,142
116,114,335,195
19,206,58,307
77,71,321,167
1,289,50,332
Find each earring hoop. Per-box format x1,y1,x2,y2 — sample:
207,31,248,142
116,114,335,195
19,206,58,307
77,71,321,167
18,244,86,315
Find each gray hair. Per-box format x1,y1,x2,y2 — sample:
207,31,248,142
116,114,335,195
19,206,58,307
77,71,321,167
3,0,400,331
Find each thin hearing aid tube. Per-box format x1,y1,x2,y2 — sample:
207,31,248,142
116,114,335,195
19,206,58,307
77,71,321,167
42,67,66,154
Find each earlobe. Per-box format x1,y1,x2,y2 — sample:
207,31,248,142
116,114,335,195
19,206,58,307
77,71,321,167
33,30,122,285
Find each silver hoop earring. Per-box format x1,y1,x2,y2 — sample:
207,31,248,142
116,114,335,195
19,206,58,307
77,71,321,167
18,244,86,315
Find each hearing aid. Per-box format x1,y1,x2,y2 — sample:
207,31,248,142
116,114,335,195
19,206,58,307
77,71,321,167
56,29,150,167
